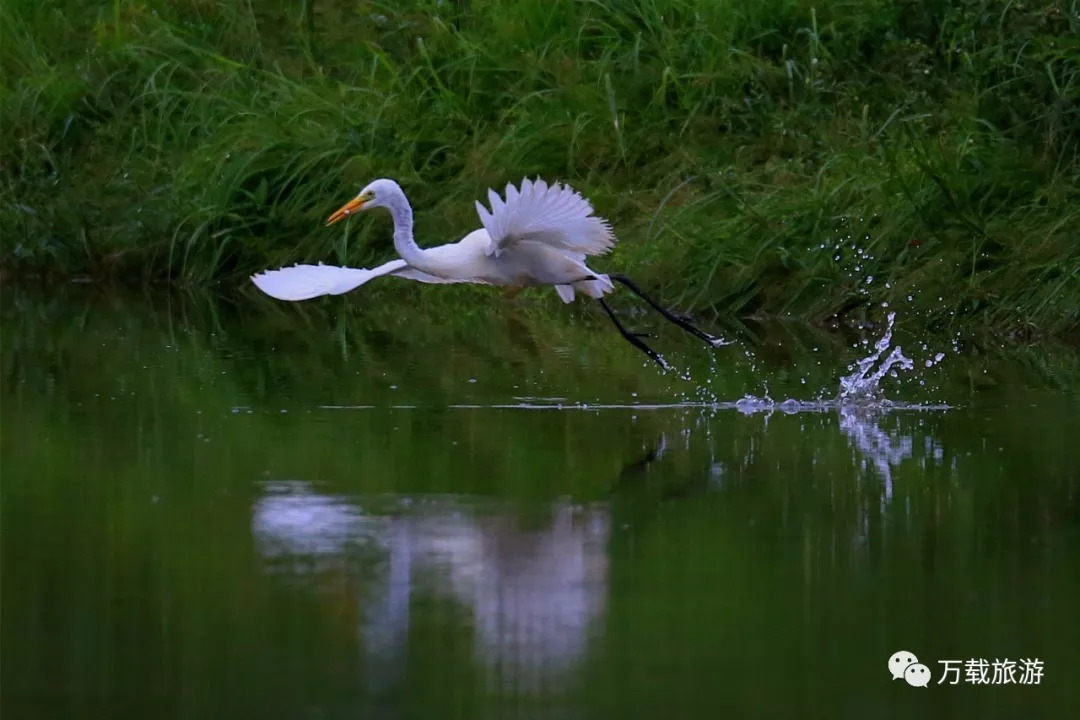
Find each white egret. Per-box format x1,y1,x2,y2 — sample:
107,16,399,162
250,178,719,367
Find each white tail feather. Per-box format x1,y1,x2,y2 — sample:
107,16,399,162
553,275,613,304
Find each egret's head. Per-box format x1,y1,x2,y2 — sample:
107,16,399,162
326,178,403,226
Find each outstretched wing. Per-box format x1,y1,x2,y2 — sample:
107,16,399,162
251,259,459,302
474,178,616,258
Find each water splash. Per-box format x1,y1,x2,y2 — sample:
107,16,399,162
724,312,943,414
719,312,949,507
836,312,915,405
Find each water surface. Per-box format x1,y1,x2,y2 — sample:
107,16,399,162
2,285,1078,718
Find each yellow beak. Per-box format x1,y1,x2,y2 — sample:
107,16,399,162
326,196,367,226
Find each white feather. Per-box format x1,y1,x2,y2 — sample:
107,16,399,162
554,285,575,303
475,177,616,259
251,259,457,302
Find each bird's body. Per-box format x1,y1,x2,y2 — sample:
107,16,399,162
252,177,719,367
403,228,611,297
252,177,615,302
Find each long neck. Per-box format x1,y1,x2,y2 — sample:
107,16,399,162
384,190,436,273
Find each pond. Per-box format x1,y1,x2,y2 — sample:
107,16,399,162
2,283,1078,718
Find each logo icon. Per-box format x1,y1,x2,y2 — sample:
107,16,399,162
904,663,932,687
888,650,919,681
890,650,1044,686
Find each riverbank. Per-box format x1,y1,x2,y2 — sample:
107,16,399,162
3,0,1078,338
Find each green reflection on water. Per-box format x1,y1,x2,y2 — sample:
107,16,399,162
2,286,1078,718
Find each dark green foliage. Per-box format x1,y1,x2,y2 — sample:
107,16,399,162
2,0,1078,336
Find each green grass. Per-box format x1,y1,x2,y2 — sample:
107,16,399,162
2,0,1078,338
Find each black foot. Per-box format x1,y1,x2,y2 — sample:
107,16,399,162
599,299,669,370
608,274,719,348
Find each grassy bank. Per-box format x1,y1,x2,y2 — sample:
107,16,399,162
2,0,1078,336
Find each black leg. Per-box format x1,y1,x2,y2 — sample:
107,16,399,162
599,299,670,370
608,273,721,347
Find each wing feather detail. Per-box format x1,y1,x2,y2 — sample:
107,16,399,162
475,177,616,258
250,259,460,302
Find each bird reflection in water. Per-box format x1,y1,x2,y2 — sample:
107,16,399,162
251,482,610,696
